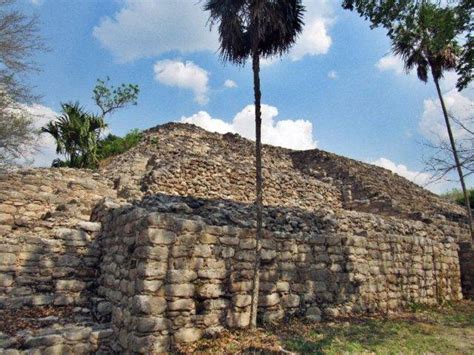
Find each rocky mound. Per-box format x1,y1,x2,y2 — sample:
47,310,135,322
99,123,467,236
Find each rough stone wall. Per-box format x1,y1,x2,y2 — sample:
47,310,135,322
101,124,342,211
0,168,116,309
292,150,468,226
94,196,462,353
0,324,113,354
459,242,474,299
0,123,470,352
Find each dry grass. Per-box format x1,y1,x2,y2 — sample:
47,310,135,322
176,300,474,354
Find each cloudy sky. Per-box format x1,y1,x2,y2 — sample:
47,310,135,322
16,0,473,194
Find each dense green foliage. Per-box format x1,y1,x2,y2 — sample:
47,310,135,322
443,188,474,207
42,77,140,169
342,0,473,91
391,3,460,82
97,129,142,161
42,102,105,169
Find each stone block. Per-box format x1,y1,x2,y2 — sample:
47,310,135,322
0,253,16,265
168,299,195,311
221,247,235,258
139,228,176,245
261,249,277,261
130,334,170,353
24,334,64,348
136,261,167,278
0,213,14,224
198,284,223,298
134,316,170,333
0,274,14,287
136,280,163,293
174,328,202,343
233,294,251,308
77,221,101,232
219,236,239,246
198,269,227,279
56,280,86,292
200,234,218,244
260,293,280,307
165,284,195,297
230,281,253,292
226,310,251,328
43,344,71,355
282,294,300,308
305,306,322,322
168,270,198,283
64,327,92,341
132,295,167,315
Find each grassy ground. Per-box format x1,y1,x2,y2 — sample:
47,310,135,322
176,300,474,354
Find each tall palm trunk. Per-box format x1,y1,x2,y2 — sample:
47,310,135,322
433,74,473,240
250,50,263,329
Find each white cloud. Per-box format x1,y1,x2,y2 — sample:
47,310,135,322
263,0,334,64
376,54,406,75
224,80,237,89
30,0,43,5
93,0,217,62
420,89,474,143
180,104,317,150
328,70,338,80
19,104,59,167
180,111,234,135
371,157,449,194
93,0,333,64
290,17,332,60
154,59,210,105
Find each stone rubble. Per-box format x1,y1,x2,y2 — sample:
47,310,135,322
0,122,471,353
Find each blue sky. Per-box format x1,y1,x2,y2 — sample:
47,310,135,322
17,0,473,193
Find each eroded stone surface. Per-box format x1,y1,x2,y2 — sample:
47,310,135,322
0,123,471,354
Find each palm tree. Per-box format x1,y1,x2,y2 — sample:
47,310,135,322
204,0,304,327
42,102,106,168
391,2,473,238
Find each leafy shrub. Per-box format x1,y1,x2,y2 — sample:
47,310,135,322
442,188,474,207
97,129,142,160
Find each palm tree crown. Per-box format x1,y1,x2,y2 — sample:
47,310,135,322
205,0,305,64
42,102,106,168
391,2,461,82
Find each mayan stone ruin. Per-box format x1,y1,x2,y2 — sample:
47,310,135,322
0,123,473,353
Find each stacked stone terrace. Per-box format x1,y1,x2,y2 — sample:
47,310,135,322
0,123,471,353
0,169,116,352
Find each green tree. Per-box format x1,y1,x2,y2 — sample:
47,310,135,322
43,78,140,168
204,0,305,327
342,0,473,91
345,1,474,238
93,76,140,118
97,129,142,160
42,102,105,168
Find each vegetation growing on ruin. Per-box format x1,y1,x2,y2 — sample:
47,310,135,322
97,129,142,161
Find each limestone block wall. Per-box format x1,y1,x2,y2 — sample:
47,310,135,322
0,324,113,354
0,224,102,309
0,168,115,309
459,242,474,299
95,198,462,353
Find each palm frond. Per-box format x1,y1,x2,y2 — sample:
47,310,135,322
204,0,305,64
